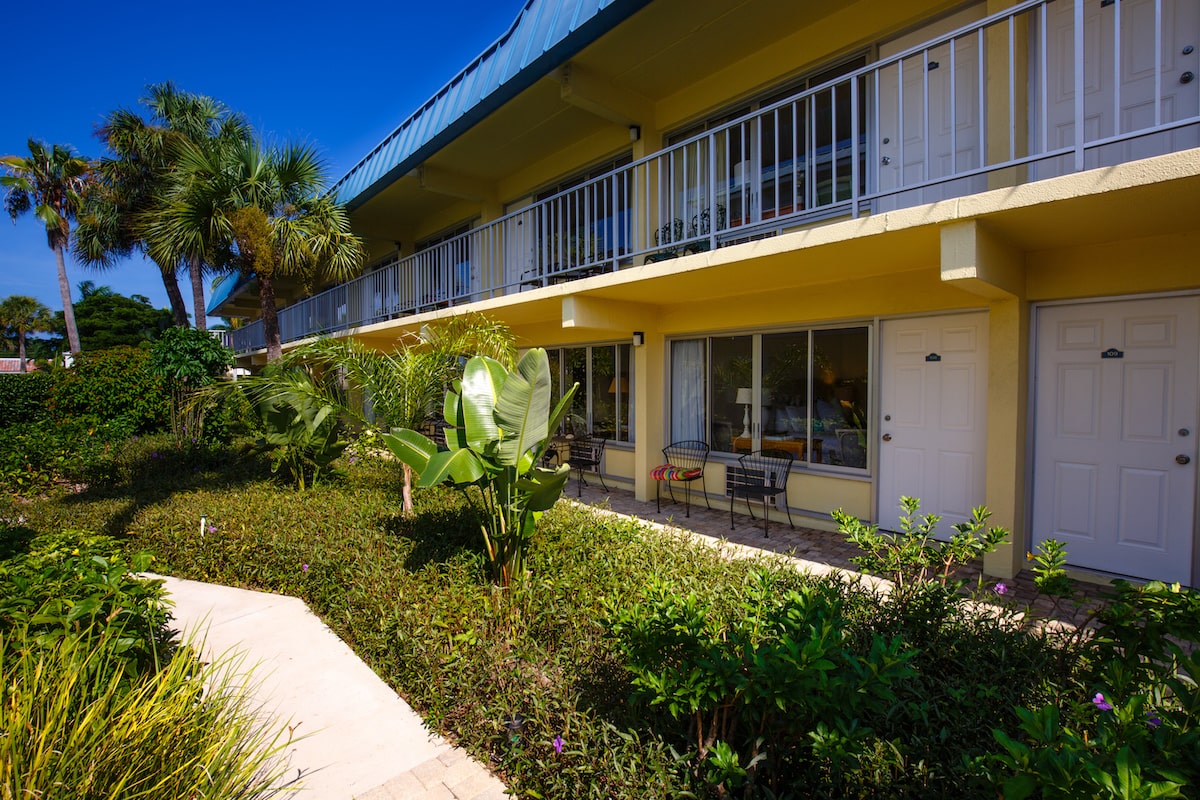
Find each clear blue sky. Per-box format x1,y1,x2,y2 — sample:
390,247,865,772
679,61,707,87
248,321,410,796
0,0,523,325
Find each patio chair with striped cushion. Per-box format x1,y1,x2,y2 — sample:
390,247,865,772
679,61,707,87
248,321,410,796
652,440,711,517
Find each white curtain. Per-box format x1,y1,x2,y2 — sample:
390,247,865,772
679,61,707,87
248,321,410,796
670,339,706,442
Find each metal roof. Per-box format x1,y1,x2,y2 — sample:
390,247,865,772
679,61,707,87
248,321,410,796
331,0,652,209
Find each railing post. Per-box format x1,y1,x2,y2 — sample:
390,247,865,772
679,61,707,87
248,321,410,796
1073,0,1085,172
707,131,717,248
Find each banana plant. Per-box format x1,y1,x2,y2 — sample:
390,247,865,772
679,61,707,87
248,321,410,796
248,367,349,490
383,348,578,588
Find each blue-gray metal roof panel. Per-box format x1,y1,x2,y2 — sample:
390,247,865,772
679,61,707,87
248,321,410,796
332,0,651,208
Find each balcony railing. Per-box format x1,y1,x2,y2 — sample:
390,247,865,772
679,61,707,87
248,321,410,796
230,0,1198,354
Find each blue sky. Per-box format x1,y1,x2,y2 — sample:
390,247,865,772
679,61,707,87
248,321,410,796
0,0,523,325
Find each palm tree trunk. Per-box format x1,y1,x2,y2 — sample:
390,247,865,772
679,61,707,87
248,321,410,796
402,462,414,514
259,273,282,361
17,332,26,373
54,242,81,354
160,265,190,326
188,255,207,332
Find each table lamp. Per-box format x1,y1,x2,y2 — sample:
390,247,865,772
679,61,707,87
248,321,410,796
735,387,753,438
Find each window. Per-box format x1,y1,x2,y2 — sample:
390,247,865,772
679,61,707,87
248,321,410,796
546,343,635,442
530,154,635,275
670,326,869,469
664,55,869,231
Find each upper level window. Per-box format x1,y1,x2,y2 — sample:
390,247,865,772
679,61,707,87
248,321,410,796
413,221,474,305
663,56,869,233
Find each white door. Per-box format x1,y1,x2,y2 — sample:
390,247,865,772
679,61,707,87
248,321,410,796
1033,297,1199,584
877,4,987,210
879,313,989,534
1035,0,1200,178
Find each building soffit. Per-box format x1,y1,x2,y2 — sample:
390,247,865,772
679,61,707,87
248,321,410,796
333,0,655,211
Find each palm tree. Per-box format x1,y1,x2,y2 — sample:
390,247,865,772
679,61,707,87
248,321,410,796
0,295,51,372
1,140,91,354
75,83,251,330
278,313,516,511
152,138,363,360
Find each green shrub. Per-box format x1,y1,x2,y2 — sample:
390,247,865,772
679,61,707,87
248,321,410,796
0,529,174,676
50,345,169,432
606,570,915,795
0,372,52,427
0,417,133,495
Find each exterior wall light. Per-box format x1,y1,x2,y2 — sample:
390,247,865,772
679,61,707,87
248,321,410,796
632,331,644,346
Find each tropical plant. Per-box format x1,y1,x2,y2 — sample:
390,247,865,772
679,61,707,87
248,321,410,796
833,497,1009,593
383,348,577,587
76,82,252,330
241,366,349,490
1,140,91,354
152,138,363,360
149,326,233,439
281,313,516,511
0,295,50,372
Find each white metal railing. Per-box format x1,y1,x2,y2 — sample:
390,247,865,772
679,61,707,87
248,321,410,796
229,0,1198,354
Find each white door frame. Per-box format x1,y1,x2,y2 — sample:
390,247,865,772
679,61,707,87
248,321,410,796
876,310,990,533
1027,291,1200,585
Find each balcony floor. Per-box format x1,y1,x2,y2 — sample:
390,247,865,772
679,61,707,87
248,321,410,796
566,480,1114,629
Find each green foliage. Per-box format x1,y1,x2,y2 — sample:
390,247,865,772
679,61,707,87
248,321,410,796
0,530,173,677
0,417,135,495
149,325,233,387
50,345,170,432
10,443,1199,798
606,570,915,795
0,372,52,427
384,348,577,587
0,627,298,799
1029,537,1075,598
150,326,235,441
833,497,1009,591
246,367,349,489
73,288,173,350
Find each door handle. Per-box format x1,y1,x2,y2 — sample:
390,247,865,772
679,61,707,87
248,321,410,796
882,433,893,442
1177,454,1192,465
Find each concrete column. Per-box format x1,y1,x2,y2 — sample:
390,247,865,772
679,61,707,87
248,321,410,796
633,329,665,502
982,296,1030,579
940,219,1029,577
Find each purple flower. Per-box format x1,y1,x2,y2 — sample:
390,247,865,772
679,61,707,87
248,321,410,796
1093,693,1113,712
302,563,309,572
553,735,564,754
1147,713,1162,728
207,524,217,535
993,582,1008,596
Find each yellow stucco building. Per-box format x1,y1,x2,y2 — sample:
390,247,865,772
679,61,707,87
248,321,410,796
214,0,1200,585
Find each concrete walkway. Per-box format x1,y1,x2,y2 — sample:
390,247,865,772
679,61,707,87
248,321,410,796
158,576,508,800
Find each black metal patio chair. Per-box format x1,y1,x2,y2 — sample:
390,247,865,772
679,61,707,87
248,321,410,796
651,440,711,517
729,448,795,537
566,436,607,497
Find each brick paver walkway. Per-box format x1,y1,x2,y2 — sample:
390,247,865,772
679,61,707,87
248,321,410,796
569,480,1115,628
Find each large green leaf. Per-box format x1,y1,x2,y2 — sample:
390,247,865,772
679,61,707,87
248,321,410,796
547,381,580,441
418,447,485,487
442,388,468,450
382,428,438,474
460,356,504,451
519,465,571,512
494,348,552,466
